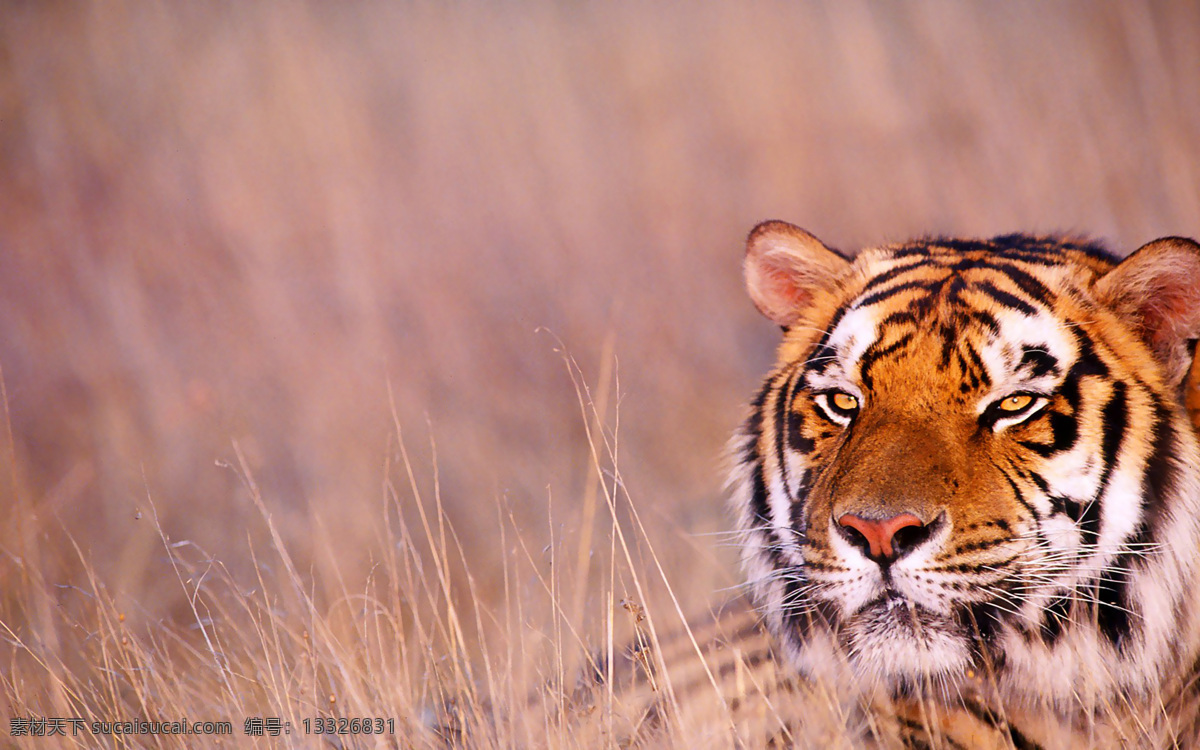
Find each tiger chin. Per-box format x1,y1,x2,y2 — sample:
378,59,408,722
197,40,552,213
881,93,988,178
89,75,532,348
731,222,1200,746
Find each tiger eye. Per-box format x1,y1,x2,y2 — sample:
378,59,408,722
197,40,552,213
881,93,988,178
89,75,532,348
832,392,859,411
999,394,1033,412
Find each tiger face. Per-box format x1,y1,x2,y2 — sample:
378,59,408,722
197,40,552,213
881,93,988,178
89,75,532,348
732,222,1200,708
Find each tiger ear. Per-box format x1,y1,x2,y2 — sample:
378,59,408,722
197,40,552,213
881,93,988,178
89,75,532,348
744,221,851,327
1094,236,1200,387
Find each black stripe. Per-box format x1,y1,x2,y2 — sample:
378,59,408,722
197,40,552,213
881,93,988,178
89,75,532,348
854,278,936,309
959,697,1047,750
1006,726,1046,750
990,251,1063,267
750,465,785,570
965,599,1005,646
742,383,769,464
949,257,990,273
799,558,847,572
1071,328,1110,378
774,366,801,498
997,466,1041,522
1039,595,1070,645
1077,499,1102,548
1093,381,1129,512
781,576,808,637
930,237,993,254
991,234,1047,252
945,274,969,303
951,536,1011,555
1094,554,1135,649
939,321,957,368
889,243,943,258
858,333,913,390
809,402,842,428
858,259,934,294
880,309,918,327
1057,368,1082,412
987,236,1074,266
1027,470,1050,496
805,343,838,374
787,409,814,455
745,382,772,530
1017,410,1077,457
990,262,1055,307
1046,410,1078,453
804,306,849,373
748,380,770,416
1061,496,1083,522
1016,441,1056,458
990,233,1115,265
750,462,770,529
962,342,992,388
1045,495,1069,517
973,280,1039,316
1018,346,1059,378
1053,236,1118,263
782,584,836,643
959,699,1006,729
790,470,811,536
955,349,980,392
1141,405,1176,538
967,309,1000,336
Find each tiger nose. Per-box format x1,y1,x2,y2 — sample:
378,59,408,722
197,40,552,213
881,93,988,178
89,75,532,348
837,513,927,562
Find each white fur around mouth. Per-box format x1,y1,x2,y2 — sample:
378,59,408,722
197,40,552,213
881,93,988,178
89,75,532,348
845,601,971,680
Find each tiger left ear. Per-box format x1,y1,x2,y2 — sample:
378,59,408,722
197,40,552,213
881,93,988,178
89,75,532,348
744,221,851,327
1094,236,1200,387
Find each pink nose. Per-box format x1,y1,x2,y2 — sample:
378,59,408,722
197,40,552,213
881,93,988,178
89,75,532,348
837,513,925,560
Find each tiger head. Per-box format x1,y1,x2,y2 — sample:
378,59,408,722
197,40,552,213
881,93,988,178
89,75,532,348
731,221,1200,706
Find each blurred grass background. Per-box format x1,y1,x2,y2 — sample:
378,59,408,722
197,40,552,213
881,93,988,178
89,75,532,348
1,0,1198,738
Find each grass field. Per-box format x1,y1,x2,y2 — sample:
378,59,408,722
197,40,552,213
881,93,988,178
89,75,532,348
2,2,1199,746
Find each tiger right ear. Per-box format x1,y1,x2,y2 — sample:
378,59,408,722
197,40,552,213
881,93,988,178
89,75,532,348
1093,236,1200,388
744,221,851,327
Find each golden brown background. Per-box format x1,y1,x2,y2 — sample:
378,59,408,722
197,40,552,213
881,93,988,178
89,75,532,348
2,1,1198,741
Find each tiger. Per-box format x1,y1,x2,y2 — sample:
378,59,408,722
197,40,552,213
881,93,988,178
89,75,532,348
560,223,1200,749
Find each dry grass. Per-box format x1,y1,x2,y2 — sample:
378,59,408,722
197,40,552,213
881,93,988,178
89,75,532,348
1,2,1198,747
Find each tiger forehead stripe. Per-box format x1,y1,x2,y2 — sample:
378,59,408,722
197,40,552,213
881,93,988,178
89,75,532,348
849,251,1059,318
1018,346,1060,378
806,250,1080,390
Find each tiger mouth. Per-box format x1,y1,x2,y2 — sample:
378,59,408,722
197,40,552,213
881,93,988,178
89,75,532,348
843,591,974,649
839,595,974,678
858,593,943,628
